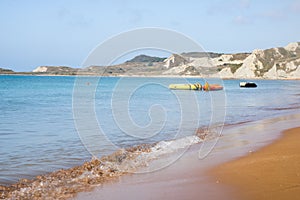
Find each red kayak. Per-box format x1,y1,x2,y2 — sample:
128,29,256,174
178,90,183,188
202,83,223,91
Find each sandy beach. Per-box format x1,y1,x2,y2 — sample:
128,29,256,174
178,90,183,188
2,111,300,199
211,127,300,200
74,113,300,200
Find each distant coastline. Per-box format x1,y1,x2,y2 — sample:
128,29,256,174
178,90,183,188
1,41,300,79
1,73,300,80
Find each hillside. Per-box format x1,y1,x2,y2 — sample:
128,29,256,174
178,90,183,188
215,42,300,79
2,42,300,79
181,52,222,58
33,66,78,75
0,68,14,74
161,42,300,79
125,54,166,63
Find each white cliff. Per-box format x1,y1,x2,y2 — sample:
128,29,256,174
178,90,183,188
164,41,300,79
33,66,48,72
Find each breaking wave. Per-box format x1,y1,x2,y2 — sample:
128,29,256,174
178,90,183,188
0,129,211,200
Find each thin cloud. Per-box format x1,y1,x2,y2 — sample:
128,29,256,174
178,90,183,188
206,2,232,15
239,0,251,9
56,7,93,28
233,15,249,25
290,0,300,12
117,7,152,26
260,9,286,20
207,0,251,15
128,9,144,24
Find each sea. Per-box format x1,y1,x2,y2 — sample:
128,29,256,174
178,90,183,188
1,75,300,185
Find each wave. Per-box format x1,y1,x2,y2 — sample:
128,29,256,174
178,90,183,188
0,130,210,200
2,112,294,199
262,104,300,111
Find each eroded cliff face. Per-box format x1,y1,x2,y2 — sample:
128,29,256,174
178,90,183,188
154,42,300,79
211,42,300,79
29,42,300,79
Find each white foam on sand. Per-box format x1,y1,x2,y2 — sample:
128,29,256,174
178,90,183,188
74,113,300,200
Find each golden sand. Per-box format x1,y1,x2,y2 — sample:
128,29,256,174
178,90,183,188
212,127,300,200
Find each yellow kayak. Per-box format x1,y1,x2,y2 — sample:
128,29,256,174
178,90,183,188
169,82,223,91
169,83,202,90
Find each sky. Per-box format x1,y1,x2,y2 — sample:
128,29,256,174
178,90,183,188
0,0,300,71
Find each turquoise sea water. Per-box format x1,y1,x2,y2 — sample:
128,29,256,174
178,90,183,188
1,75,300,185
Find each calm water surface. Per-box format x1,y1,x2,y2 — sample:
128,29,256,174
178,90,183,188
0,75,299,184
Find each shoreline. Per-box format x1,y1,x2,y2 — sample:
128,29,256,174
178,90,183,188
74,113,300,200
210,126,300,200
1,73,300,80
1,111,300,199
0,111,294,186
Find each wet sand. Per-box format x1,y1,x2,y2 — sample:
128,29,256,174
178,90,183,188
2,114,299,199
212,127,300,200
75,113,300,200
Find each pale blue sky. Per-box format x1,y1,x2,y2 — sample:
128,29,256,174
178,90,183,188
1,0,300,71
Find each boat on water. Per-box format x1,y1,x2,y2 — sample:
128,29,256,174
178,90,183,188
168,82,223,91
239,82,257,88
202,82,223,91
169,83,202,90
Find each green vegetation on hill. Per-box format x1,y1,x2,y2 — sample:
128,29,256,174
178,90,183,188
0,68,14,74
256,46,300,76
181,52,222,58
180,66,200,75
229,53,251,61
219,63,243,74
125,54,166,63
2,42,300,78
